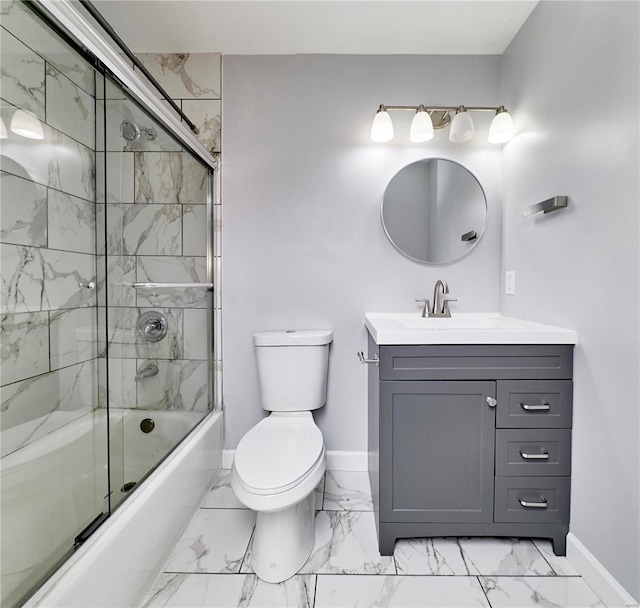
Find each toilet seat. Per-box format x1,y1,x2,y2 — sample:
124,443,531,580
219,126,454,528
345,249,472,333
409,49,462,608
233,412,323,495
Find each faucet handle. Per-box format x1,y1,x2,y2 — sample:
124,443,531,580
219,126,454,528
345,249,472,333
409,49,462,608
415,298,431,318
442,297,457,316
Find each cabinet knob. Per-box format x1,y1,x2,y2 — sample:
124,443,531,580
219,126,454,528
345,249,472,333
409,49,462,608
486,397,497,408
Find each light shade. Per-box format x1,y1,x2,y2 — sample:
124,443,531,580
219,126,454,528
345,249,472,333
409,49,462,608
449,107,474,143
488,108,515,144
370,108,394,142
10,109,44,140
0,117,7,139
409,109,434,143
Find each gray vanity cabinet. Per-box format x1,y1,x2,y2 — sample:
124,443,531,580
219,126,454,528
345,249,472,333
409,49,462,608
380,381,496,523
367,335,574,557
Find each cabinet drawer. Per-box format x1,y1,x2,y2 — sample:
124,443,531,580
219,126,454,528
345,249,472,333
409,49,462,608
496,380,573,428
495,429,571,476
494,477,570,523
379,345,573,381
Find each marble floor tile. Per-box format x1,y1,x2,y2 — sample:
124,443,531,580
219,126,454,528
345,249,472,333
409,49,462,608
315,574,490,607
323,470,373,511
140,573,315,608
480,575,605,607
163,509,255,574
297,511,396,575
457,537,554,576
201,469,246,509
394,537,476,576
533,539,581,576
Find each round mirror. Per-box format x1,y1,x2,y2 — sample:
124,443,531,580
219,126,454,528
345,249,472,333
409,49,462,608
381,158,487,265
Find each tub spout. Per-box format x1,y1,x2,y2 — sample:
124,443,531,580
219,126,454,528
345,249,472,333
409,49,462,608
135,363,158,382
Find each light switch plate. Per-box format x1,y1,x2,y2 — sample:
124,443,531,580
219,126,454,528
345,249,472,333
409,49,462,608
505,271,516,295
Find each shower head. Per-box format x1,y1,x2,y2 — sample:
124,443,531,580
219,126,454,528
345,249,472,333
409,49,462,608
120,119,157,142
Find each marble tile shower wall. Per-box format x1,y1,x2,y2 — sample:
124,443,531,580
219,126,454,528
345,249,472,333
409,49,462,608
0,1,98,450
99,53,221,413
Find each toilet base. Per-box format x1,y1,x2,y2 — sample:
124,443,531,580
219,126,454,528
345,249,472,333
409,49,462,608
250,491,316,583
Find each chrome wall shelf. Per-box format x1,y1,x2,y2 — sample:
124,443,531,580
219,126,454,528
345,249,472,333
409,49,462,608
523,196,568,217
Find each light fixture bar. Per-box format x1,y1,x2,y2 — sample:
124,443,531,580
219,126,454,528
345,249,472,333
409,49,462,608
372,104,515,144
379,104,504,113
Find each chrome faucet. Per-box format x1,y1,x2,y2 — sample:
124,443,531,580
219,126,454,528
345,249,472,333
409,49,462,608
416,280,457,318
135,362,158,382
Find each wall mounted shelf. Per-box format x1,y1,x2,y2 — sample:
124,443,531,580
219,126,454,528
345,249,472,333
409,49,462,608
523,196,568,217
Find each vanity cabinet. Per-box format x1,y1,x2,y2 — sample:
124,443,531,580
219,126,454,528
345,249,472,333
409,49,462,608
367,336,574,556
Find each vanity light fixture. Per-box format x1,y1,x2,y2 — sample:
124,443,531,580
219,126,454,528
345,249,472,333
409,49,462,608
371,104,514,144
488,105,515,144
449,106,475,143
10,109,45,140
409,105,434,142
370,106,394,142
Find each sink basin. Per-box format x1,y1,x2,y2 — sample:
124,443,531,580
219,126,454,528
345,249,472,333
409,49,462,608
365,312,578,345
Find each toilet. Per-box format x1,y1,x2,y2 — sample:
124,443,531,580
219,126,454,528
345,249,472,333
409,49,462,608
230,329,332,583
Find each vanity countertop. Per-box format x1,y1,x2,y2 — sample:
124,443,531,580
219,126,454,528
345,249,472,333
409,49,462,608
365,312,578,345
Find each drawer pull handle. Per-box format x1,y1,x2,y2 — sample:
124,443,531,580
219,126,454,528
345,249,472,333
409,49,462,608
486,397,497,408
519,449,549,460
518,497,548,508
520,401,551,411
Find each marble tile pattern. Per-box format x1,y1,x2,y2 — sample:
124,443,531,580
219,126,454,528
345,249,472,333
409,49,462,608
0,17,99,442
0,28,46,119
0,172,47,247
181,99,221,153
45,64,95,149
136,53,221,100
140,469,606,608
1,0,95,96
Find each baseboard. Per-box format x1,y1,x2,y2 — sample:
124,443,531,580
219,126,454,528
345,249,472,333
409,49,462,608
566,532,638,607
223,449,368,472
223,448,235,469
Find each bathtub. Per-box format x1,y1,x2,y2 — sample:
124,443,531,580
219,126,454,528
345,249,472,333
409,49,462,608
1,408,221,608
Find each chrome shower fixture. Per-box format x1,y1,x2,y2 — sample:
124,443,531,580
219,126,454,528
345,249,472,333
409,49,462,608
370,104,515,144
120,118,157,142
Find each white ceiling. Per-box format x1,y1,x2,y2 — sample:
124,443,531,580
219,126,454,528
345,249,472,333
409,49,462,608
89,1,538,55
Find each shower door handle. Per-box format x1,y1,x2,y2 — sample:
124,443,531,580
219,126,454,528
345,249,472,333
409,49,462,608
131,282,214,289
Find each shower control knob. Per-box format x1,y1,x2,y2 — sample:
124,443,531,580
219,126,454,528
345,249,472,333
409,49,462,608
137,311,168,343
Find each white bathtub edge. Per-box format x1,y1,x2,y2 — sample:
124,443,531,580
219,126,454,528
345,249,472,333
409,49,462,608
25,411,223,608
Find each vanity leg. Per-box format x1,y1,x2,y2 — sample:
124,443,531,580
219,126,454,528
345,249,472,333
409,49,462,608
378,528,396,556
552,533,567,556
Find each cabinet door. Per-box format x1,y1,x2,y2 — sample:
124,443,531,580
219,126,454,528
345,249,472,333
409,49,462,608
380,381,496,523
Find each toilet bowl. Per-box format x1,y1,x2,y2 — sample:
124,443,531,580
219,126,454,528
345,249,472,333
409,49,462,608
230,329,332,583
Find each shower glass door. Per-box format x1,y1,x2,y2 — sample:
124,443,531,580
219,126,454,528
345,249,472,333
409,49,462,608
99,76,213,509
0,3,108,605
1,2,214,605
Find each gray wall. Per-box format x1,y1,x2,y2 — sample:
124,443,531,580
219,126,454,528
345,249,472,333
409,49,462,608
501,1,639,599
222,55,503,451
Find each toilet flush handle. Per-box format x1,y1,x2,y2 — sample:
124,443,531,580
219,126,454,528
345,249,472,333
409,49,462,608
357,351,379,366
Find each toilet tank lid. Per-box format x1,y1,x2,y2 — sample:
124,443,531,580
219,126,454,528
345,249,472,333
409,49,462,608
253,330,333,346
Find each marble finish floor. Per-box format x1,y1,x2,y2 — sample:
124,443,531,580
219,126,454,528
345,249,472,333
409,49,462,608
140,470,605,608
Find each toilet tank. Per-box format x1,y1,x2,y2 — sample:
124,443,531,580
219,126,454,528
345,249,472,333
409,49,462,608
253,330,333,412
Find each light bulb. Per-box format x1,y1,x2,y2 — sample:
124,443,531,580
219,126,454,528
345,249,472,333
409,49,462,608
488,107,514,144
409,108,434,143
449,106,474,143
0,117,7,139
10,109,45,140
370,107,394,143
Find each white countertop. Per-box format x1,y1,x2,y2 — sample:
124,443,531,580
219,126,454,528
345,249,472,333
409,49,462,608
365,312,578,345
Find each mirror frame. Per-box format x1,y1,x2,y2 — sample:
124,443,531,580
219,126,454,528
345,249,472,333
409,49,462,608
380,157,488,266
